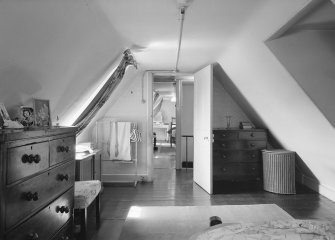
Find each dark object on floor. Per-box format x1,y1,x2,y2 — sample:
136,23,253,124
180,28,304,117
182,161,193,168
209,216,222,227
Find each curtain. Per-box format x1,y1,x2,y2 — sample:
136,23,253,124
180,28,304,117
153,91,163,117
74,49,137,135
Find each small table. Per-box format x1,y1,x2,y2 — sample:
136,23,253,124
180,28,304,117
75,149,101,181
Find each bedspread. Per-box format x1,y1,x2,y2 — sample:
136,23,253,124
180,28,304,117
190,220,335,240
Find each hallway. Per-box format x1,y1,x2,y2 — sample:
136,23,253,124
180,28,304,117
92,155,335,240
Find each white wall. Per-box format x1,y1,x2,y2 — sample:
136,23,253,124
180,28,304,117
77,69,153,182
0,0,126,125
213,74,251,129
160,99,176,124
267,29,335,128
216,0,335,201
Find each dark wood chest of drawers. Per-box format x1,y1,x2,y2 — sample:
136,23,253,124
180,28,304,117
0,127,76,240
212,129,267,193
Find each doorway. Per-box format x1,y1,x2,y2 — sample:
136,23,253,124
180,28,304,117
152,76,177,169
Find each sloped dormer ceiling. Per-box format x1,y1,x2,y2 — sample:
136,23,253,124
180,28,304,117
0,0,127,121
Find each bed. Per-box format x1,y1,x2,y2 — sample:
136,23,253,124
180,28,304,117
190,220,335,240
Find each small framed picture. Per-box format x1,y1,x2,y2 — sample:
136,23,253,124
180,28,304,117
20,106,35,127
33,99,51,127
0,103,11,121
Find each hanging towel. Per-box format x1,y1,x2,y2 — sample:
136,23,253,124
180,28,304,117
130,122,142,142
110,122,132,161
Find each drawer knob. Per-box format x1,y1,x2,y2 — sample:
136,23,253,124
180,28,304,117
58,174,69,181
57,146,65,152
221,143,226,148
56,206,70,213
21,154,29,163
22,154,40,164
57,146,69,152
250,133,255,137
222,154,226,159
60,236,70,240
249,143,255,147
25,192,39,201
33,154,41,163
27,232,39,240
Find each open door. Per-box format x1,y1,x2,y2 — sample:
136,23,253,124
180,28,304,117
193,64,213,194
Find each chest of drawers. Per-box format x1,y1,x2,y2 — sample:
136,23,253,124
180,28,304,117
0,127,76,240
212,129,267,193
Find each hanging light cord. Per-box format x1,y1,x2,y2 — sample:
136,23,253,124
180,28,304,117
175,7,186,72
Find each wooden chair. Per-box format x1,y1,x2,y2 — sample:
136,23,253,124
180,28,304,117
74,180,102,240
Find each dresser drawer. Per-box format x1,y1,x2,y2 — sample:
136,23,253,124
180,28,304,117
213,150,260,163
7,141,49,184
5,161,75,229
240,140,267,150
239,131,266,140
51,219,72,240
213,140,238,150
5,187,73,240
213,163,261,181
213,131,238,140
50,136,75,166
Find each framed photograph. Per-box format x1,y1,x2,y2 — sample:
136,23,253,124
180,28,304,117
0,103,11,121
33,99,51,127
20,106,35,127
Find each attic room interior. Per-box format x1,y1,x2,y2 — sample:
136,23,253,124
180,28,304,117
1,0,335,239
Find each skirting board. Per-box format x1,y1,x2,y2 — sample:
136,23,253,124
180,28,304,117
102,173,149,184
297,173,335,202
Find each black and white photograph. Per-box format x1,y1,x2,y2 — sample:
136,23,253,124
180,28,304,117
19,106,34,127
1,0,335,239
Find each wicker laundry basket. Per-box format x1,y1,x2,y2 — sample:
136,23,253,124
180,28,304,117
262,150,296,194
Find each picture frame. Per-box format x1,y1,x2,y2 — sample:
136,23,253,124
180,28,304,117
33,99,51,127
19,106,35,127
0,102,11,121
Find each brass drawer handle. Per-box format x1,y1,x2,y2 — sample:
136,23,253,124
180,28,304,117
57,146,70,153
33,154,41,163
27,232,39,240
25,192,39,201
58,174,69,181
21,154,40,164
249,143,255,147
56,206,70,214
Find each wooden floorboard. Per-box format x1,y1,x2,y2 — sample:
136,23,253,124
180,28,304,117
92,149,335,240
